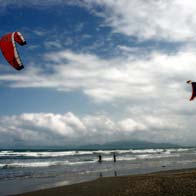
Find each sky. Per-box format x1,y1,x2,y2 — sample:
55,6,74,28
0,0,196,148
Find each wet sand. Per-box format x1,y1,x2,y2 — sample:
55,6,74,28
17,168,196,196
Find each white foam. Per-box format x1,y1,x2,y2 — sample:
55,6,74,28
0,161,64,168
131,149,164,154
0,151,14,153
0,159,98,169
117,157,136,161
166,148,190,153
136,153,179,159
0,151,94,158
93,150,116,155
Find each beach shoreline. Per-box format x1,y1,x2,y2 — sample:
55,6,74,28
16,168,196,196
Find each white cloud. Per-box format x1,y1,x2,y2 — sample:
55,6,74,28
118,118,146,132
0,112,148,147
81,0,196,42
44,41,63,49
1,111,196,147
31,29,47,36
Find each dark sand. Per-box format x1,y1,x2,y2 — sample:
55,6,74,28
17,168,196,196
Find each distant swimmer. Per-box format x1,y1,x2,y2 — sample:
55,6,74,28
187,80,196,101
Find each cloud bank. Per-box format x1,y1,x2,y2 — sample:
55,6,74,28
0,112,194,148
0,112,144,147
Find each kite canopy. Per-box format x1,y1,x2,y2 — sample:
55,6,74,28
0,32,26,70
188,81,196,101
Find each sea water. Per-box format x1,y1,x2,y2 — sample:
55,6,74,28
0,147,196,195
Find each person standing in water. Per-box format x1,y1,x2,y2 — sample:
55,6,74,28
113,153,116,163
98,154,102,163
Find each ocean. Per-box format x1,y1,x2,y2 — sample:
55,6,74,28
0,147,196,195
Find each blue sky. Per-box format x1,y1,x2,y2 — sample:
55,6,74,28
1,0,196,148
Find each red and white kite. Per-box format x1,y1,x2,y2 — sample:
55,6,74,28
0,32,26,70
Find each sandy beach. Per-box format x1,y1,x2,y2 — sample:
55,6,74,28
16,168,196,196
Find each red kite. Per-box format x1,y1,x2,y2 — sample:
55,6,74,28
0,32,26,70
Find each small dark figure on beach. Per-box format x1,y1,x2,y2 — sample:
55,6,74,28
98,154,102,163
113,153,116,163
